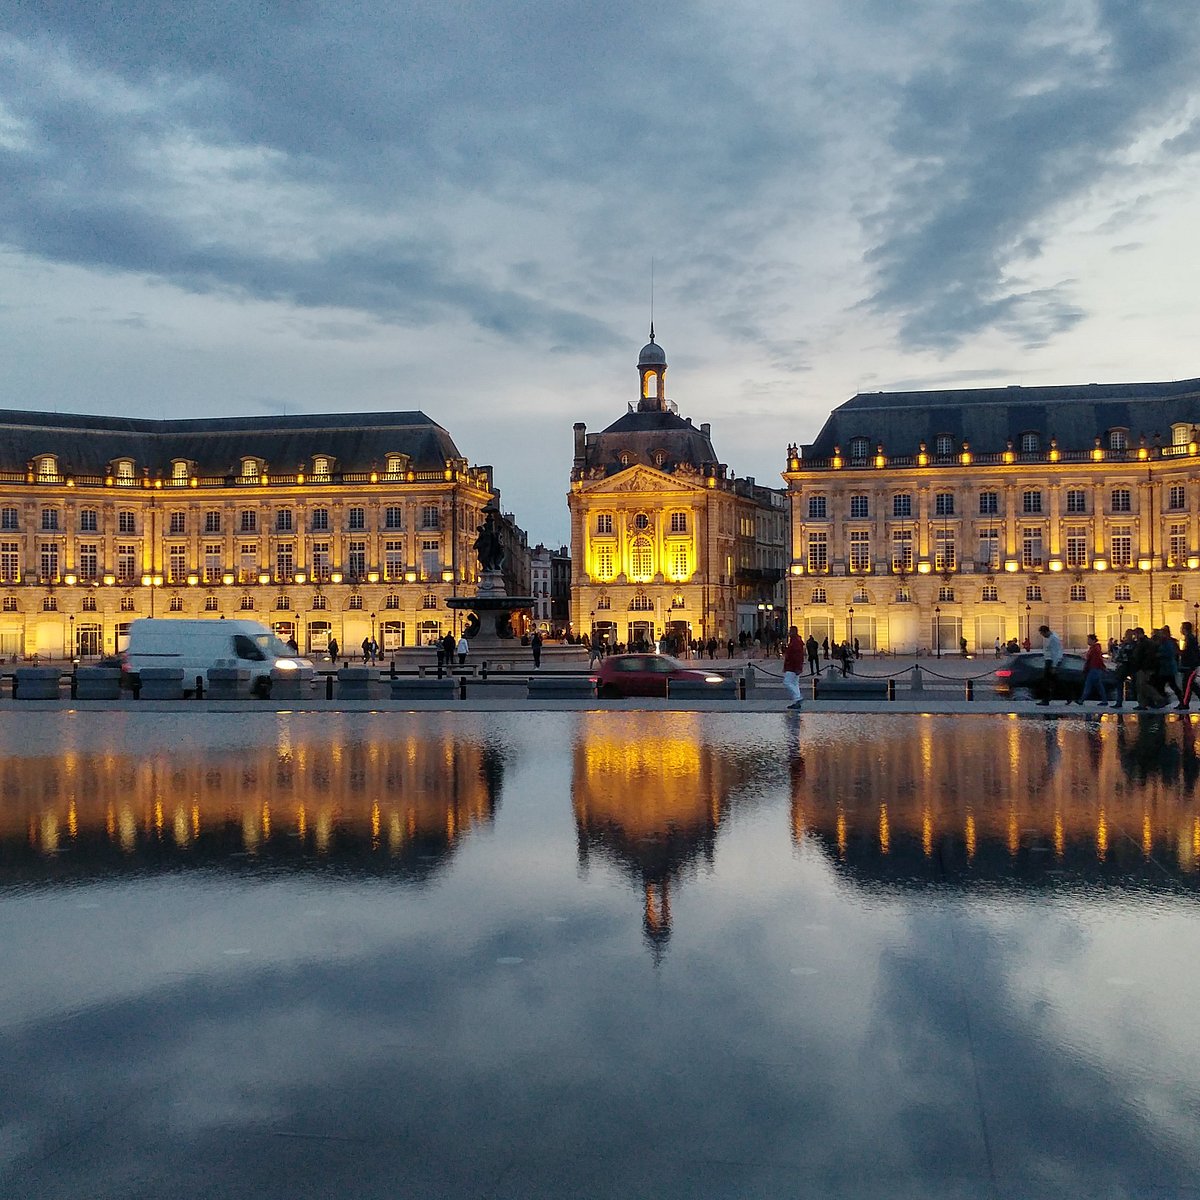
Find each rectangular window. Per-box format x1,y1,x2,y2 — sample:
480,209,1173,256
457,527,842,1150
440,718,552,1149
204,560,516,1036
892,493,912,518
0,542,18,582
849,495,869,519
1065,489,1087,514
1111,488,1132,513
238,542,258,583
1022,490,1042,515
276,543,294,580
849,530,871,573
977,526,1000,570
311,508,329,532
169,545,187,583
807,496,827,520
670,511,688,533
1169,522,1187,563
40,542,59,581
421,505,440,530
981,585,998,602
891,529,914,572
348,506,366,531
79,509,98,532
1069,584,1087,602
384,540,405,580
239,510,257,533
1110,528,1132,567
77,543,98,580
1022,527,1044,568
1065,527,1088,569
205,510,221,534
670,543,688,578
1114,584,1131,602
934,527,956,572
312,541,331,581
0,508,17,531
169,511,186,535
934,492,955,517
116,543,137,583
276,509,293,533
385,506,404,530
596,513,613,534
978,491,998,515
118,511,136,534
594,544,615,579
421,538,440,578
1168,484,1187,511
347,540,366,578
41,509,59,531
204,543,223,584
807,532,828,572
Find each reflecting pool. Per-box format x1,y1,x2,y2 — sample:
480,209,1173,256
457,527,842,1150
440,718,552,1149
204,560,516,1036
1,711,1198,1199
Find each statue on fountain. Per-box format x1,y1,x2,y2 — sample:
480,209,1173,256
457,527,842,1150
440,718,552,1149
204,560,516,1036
473,509,506,573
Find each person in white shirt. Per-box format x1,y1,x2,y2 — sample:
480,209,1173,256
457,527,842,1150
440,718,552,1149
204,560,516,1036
1036,624,1064,705
456,634,469,666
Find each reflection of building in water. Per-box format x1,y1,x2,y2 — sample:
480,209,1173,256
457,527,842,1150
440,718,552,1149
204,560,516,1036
571,714,766,957
789,716,1200,890
0,723,506,884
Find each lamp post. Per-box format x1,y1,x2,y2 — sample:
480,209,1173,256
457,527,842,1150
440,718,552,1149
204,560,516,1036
848,605,854,649
1026,603,1032,646
935,605,941,658
69,614,75,663
1118,603,1124,636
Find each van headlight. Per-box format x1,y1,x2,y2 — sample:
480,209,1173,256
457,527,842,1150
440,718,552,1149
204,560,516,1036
275,659,299,671
704,675,723,684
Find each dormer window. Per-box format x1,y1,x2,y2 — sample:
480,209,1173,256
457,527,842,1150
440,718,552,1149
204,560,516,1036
1020,432,1040,454
653,450,667,468
1172,423,1193,447
115,459,135,481
36,455,57,479
934,434,954,458
619,452,632,467
1108,429,1128,452
312,456,332,478
848,436,871,461
241,458,260,480
171,460,189,481
385,454,406,476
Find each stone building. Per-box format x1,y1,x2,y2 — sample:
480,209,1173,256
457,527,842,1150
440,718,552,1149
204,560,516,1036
0,408,511,659
782,378,1200,653
568,330,786,648
530,543,571,635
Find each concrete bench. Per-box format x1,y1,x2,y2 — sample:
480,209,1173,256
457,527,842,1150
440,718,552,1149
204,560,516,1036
139,667,185,701
207,663,252,700
14,666,61,700
667,678,739,699
74,667,122,700
526,676,596,699
270,666,315,701
337,666,378,700
390,677,458,701
812,677,890,700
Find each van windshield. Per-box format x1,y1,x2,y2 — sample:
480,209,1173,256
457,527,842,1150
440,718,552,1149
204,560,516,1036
258,634,295,657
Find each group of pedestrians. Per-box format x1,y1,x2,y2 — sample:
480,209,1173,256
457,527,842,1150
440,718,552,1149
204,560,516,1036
1037,621,1200,710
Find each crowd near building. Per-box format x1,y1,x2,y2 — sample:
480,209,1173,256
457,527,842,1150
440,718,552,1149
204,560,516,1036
783,379,1200,653
2,333,1198,661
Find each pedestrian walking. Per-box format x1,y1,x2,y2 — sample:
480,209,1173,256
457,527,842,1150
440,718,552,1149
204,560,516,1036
805,634,819,675
327,636,339,663
782,626,805,709
1180,621,1200,708
1080,633,1108,704
1035,624,1063,705
361,636,371,664
531,630,543,669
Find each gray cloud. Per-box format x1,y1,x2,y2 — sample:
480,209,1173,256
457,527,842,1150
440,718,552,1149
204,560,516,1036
862,0,1200,350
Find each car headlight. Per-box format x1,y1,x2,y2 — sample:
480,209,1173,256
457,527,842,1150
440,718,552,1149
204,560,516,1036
275,659,299,671
704,675,723,683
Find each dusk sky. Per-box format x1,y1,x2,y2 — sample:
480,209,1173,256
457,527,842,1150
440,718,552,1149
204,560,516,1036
3,2,1199,545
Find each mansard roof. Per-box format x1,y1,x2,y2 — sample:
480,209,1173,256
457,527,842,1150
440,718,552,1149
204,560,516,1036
0,409,464,476
581,409,719,476
805,376,1200,458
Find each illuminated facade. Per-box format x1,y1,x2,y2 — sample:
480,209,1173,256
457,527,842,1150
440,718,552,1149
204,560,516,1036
783,378,1200,652
568,332,786,646
0,409,504,659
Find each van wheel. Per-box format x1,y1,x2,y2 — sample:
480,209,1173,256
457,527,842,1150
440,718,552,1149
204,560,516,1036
253,677,272,699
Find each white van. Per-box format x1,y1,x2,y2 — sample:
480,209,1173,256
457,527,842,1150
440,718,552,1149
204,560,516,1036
122,618,313,698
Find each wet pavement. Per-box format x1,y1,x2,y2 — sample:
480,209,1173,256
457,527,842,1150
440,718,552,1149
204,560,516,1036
1,710,1198,1199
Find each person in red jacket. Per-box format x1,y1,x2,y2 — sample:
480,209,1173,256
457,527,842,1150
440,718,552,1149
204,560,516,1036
1080,632,1108,705
782,626,805,710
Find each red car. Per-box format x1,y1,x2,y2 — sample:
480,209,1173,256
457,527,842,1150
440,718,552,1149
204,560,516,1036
590,653,725,698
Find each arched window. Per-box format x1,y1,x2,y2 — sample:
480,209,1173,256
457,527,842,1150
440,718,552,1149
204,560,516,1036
312,594,328,610
241,458,259,479
204,596,219,612
275,594,290,610
169,595,183,612
384,594,399,610
348,594,363,610
629,537,653,581
115,459,135,481
312,456,331,478
37,456,57,479
630,592,654,611
422,593,438,609
239,594,255,610
172,460,189,481
596,592,611,610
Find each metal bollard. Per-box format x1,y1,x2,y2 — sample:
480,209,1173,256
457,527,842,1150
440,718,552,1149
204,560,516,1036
459,675,467,700
389,659,396,678
738,676,746,700
965,678,974,701
481,662,488,680
887,678,896,701
196,675,205,700
325,673,334,700
70,669,78,699
811,676,820,699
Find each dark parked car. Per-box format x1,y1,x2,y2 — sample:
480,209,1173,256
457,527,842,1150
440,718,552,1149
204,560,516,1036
994,652,1118,700
591,654,725,698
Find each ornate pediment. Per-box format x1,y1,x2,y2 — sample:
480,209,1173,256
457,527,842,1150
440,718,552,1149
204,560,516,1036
582,465,706,495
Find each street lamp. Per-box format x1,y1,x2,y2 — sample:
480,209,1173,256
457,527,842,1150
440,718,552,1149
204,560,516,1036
69,614,75,663
935,605,941,659
848,605,854,649
1118,602,1124,635
1026,603,1032,646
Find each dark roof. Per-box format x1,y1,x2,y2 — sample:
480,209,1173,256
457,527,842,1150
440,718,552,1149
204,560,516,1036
0,409,464,476
583,409,719,475
805,377,1200,457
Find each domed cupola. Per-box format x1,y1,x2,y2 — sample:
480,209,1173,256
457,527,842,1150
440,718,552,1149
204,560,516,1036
637,325,668,411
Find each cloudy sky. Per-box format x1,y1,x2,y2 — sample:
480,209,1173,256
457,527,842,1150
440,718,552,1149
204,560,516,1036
3,1,1199,544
